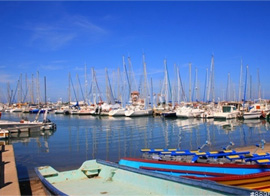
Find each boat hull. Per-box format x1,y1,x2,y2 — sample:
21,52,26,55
161,112,176,118
125,109,153,117
243,111,261,119
108,109,126,116
119,158,270,176
36,159,252,196
183,171,270,192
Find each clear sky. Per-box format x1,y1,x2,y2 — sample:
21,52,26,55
0,1,270,103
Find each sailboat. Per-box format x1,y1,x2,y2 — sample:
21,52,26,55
79,68,102,115
242,69,269,119
125,54,153,117
99,68,116,116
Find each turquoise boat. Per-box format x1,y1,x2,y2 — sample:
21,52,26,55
119,158,270,177
35,159,252,195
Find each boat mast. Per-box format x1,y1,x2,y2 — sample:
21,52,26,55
249,75,252,101
195,67,198,101
31,74,34,104
176,66,180,105
226,72,230,101
36,71,41,106
17,74,22,103
70,73,78,103
77,74,86,104
68,73,71,104
142,54,149,109
243,65,248,106
123,56,131,103
117,67,122,104
84,63,88,104
93,68,103,103
128,56,137,92
23,74,28,103
207,55,215,102
257,68,261,99
162,59,172,105
189,62,192,102
203,68,208,102
91,68,96,104
238,59,243,101
44,76,47,106
105,68,115,105
177,66,186,102
7,82,11,106
150,78,153,108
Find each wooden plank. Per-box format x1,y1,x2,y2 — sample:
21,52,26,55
0,145,21,196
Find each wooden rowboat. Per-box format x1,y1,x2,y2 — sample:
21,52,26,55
119,158,270,176
35,159,252,195
183,171,270,192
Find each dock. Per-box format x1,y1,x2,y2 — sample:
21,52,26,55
0,145,20,196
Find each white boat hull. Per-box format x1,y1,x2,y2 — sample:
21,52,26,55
125,109,153,117
109,109,126,116
243,111,261,119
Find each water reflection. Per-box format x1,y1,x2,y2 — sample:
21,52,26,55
0,128,55,148
1,113,270,181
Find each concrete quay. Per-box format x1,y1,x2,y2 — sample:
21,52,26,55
0,145,20,196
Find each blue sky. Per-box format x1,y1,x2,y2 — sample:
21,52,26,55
0,1,270,103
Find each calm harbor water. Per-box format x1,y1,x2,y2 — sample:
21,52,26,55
1,112,270,181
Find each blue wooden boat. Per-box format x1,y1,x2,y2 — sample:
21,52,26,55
119,158,270,177
35,159,252,195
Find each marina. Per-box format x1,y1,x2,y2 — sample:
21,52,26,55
1,1,270,195
0,111,270,195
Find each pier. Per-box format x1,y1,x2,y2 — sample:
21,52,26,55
0,145,20,196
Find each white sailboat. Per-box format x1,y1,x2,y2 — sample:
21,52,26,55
108,104,126,116
125,54,153,117
159,59,176,117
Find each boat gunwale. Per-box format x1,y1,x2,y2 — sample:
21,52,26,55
34,167,68,196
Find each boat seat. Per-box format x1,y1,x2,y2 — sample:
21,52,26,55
160,150,198,156
255,159,270,165
81,168,101,176
226,153,270,162
245,155,270,162
140,148,181,153
39,167,59,177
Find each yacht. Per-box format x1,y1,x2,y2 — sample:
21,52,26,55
213,105,239,119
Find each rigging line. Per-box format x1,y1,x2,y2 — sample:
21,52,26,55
77,74,86,103
70,75,78,102
93,70,103,102
11,80,20,104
